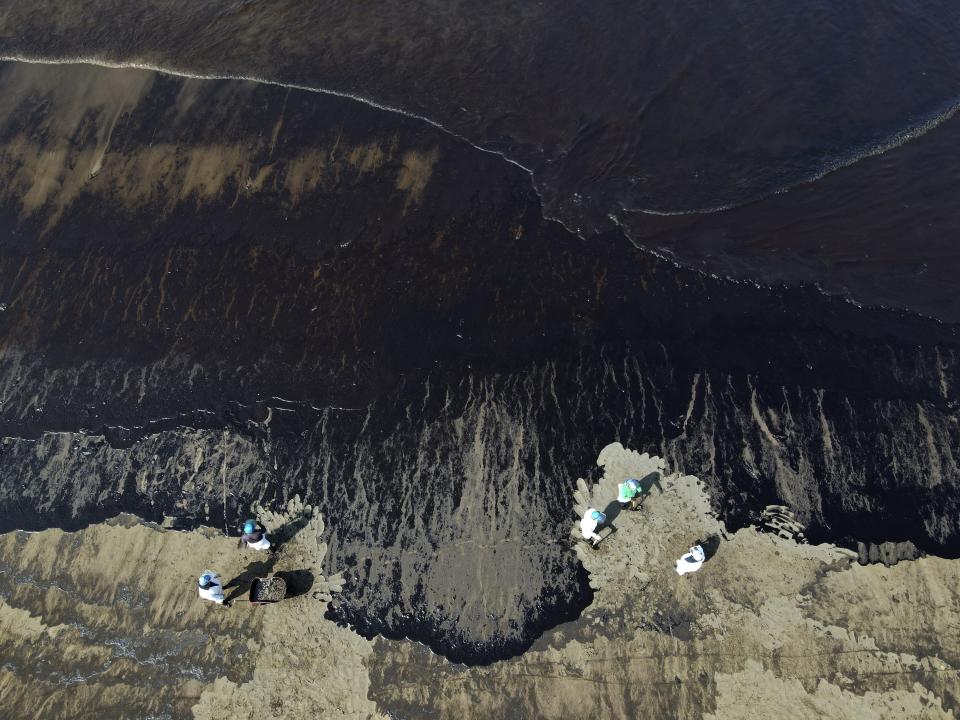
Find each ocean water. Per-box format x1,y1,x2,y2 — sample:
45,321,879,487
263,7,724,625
3,0,960,316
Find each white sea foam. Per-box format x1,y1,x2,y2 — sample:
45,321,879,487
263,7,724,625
620,95,960,217
0,52,948,323
0,52,603,246
1,52,956,225
0,54,538,182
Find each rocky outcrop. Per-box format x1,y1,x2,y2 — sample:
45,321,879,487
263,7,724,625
857,540,922,566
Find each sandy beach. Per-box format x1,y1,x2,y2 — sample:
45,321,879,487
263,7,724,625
1,444,956,718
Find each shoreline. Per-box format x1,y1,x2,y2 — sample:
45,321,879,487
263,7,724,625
1,444,956,718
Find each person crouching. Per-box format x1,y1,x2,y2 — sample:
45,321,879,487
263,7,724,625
198,570,228,605
617,478,643,510
238,519,271,551
675,545,706,576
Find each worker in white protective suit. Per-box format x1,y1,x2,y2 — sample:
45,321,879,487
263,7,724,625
580,508,606,547
238,519,272,551
198,570,228,605
675,545,706,575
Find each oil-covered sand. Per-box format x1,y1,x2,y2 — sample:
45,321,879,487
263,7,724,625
1,59,960,667
1,444,957,719
0,5,959,717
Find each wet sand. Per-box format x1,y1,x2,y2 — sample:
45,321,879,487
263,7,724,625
1,445,957,718
0,497,378,719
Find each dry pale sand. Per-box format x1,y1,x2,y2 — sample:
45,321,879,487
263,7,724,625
1,444,958,719
0,496,377,719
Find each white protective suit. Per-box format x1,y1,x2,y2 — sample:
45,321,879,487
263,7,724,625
198,570,226,604
580,509,603,544
246,535,271,551
675,546,705,576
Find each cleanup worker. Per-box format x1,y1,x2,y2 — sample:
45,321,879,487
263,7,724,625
580,508,606,547
675,545,706,576
238,519,271,551
198,570,227,605
617,478,643,510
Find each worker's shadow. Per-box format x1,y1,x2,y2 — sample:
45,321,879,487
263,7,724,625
638,471,664,496
266,514,315,554
224,559,276,602
602,471,665,523
275,569,314,599
602,500,623,523
696,534,723,561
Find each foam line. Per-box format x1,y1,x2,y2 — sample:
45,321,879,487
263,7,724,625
622,94,960,217
0,53,538,185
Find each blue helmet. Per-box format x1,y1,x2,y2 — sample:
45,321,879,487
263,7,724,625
590,510,605,523
243,520,256,534
198,573,213,587
627,479,640,491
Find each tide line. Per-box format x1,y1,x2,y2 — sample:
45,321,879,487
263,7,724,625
621,93,960,218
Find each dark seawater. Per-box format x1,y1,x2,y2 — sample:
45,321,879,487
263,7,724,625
2,0,960,316
622,110,960,321
0,60,958,665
